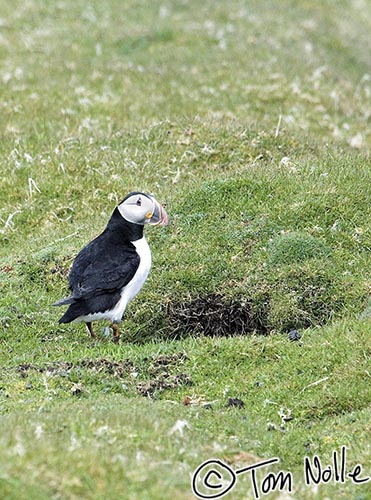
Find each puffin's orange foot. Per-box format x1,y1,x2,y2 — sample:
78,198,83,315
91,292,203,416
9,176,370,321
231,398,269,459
112,322,120,343
86,322,96,339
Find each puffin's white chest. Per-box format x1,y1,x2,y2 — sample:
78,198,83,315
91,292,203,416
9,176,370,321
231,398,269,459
124,237,152,304
109,236,152,322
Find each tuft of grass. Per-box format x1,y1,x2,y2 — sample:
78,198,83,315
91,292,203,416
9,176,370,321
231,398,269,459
267,231,331,266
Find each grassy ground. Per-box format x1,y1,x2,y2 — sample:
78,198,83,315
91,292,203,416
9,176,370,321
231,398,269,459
1,0,371,498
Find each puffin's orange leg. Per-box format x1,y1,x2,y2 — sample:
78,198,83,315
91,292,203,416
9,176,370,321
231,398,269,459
112,322,120,343
86,322,96,338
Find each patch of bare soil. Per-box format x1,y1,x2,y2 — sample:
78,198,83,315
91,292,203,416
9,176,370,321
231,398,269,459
137,373,192,397
16,358,135,378
14,352,192,398
138,352,191,397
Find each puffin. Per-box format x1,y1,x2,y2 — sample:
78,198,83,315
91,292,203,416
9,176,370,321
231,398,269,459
53,192,168,342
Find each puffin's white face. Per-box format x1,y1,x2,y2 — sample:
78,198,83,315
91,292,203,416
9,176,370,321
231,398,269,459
118,192,168,226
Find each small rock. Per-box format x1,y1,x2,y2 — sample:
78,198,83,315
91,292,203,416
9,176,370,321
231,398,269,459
288,329,301,341
226,397,245,409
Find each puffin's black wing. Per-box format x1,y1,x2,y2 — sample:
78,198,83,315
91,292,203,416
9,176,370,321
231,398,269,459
72,251,140,300
54,233,140,322
70,234,140,298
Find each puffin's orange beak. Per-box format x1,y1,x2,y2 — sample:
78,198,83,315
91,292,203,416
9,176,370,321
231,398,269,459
149,199,169,226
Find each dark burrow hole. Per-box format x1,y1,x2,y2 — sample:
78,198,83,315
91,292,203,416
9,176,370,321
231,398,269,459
165,293,270,337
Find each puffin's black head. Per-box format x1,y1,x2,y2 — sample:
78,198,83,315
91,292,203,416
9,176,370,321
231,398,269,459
117,192,169,226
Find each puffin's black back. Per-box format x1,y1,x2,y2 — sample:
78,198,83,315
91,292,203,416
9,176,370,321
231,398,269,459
58,208,142,323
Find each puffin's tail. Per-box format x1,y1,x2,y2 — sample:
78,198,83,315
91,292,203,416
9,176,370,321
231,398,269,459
52,296,75,307
53,296,78,324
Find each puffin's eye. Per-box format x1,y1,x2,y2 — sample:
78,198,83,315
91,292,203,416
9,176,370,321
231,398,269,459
136,197,142,206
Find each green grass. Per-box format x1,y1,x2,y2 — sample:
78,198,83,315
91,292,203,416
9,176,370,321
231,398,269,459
1,0,371,498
